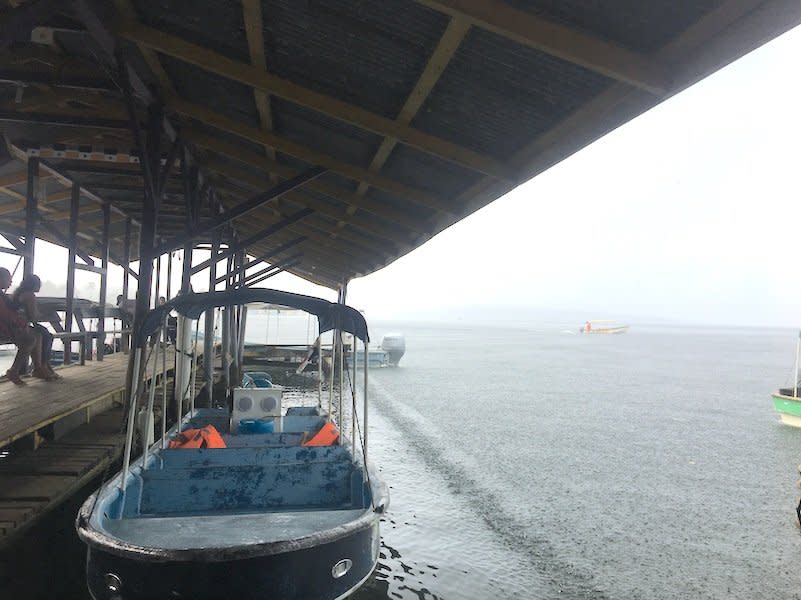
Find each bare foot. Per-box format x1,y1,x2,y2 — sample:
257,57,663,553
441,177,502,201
5,370,26,385
32,368,55,381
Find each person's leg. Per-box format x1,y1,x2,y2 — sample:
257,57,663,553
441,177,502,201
33,324,59,377
35,324,53,364
29,330,54,380
7,328,34,384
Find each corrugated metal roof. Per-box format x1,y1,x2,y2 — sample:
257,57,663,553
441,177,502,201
0,0,798,288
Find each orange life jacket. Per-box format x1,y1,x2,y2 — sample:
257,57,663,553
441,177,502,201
302,422,340,447
168,424,227,449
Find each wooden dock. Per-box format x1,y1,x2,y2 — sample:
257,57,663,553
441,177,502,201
0,349,181,547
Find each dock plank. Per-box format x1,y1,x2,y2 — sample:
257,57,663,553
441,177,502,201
0,406,126,546
0,350,176,448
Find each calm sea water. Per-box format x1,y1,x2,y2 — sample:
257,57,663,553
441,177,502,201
2,320,800,599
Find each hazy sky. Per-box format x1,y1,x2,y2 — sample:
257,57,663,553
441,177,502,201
4,25,801,328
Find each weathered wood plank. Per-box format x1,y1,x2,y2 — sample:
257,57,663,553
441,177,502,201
0,350,176,448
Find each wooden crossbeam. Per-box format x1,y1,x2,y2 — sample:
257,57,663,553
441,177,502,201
0,189,72,216
0,170,51,188
241,0,278,179
175,108,452,214
191,132,424,233
415,0,669,94
113,0,176,95
115,19,514,181
207,160,412,248
356,16,471,204
431,0,800,236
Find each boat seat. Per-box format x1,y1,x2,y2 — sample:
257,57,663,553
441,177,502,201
159,445,352,468
221,432,306,447
138,462,360,514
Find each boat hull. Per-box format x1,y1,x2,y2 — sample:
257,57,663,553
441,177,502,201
84,518,380,600
772,391,801,427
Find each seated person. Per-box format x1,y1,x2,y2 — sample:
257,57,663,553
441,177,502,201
116,294,135,325
12,274,59,380
0,268,44,385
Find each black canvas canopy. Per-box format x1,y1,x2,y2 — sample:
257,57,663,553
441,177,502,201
135,289,368,347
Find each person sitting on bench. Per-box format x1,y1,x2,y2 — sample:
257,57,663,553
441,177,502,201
11,274,59,381
0,268,47,385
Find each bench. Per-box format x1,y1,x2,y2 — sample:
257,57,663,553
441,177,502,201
137,462,361,515
159,445,351,468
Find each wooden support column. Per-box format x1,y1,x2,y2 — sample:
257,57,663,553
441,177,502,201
96,201,110,361
63,182,79,365
203,231,219,406
221,252,233,389
121,216,131,353
24,157,38,277
155,253,162,305
180,147,197,294
166,250,173,299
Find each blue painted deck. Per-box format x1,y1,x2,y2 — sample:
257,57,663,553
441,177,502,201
88,407,373,549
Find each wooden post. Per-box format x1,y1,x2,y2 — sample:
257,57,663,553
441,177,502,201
96,201,110,361
166,250,173,299
121,217,131,353
155,252,162,305
24,157,38,278
64,182,79,365
203,231,219,406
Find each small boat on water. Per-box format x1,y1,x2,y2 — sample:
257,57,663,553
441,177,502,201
380,333,405,366
772,331,801,427
580,320,629,334
76,289,388,600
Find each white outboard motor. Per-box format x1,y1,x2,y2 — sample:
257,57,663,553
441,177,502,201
380,333,405,366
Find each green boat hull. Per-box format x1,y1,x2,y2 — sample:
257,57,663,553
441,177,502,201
772,392,801,426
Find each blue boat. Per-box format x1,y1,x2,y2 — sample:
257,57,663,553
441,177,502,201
76,289,388,600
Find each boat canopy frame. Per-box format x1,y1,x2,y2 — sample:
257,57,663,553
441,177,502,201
134,289,369,348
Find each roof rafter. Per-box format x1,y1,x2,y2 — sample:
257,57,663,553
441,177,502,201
355,15,471,215
173,101,453,214
190,131,425,234
241,0,278,182
415,0,669,94
114,19,515,181
432,0,800,234
207,159,413,249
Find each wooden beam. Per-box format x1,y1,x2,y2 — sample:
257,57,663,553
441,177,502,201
0,169,51,188
176,110,451,214
207,160,412,248
113,0,176,95
155,167,325,255
191,132,424,233
241,0,278,178
115,19,514,180
356,16,471,201
415,0,669,94
431,0,801,235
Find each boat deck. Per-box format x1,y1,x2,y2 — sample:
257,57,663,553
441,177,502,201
101,508,367,550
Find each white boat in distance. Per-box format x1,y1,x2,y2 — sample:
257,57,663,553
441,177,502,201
580,320,629,334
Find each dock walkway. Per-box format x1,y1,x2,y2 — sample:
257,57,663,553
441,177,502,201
0,348,183,546
0,350,175,448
